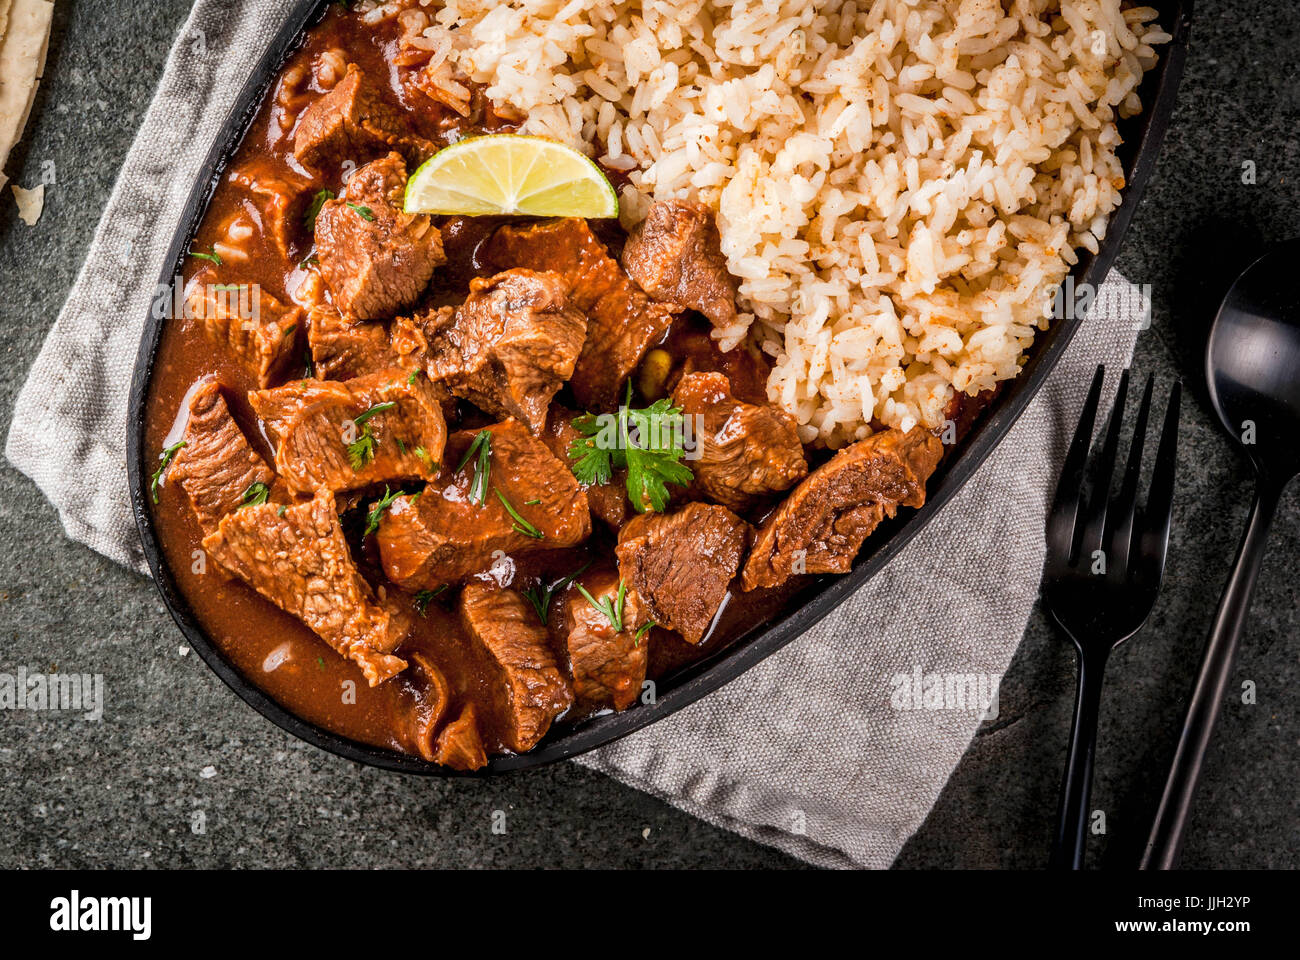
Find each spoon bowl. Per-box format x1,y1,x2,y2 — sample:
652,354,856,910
1205,237,1300,482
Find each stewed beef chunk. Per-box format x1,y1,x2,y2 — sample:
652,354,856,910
426,269,587,435
229,158,315,260
673,372,807,512
433,703,488,771
622,200,737,326
186,277,301,388
203,491,411,685
485,218,676,410
459,584,573,753
559,570,648,711
315,153,444,320
168,381,276,534
616,502,751,644
249,369,446,495
742,427,944,591
541,404,631,529
307,303,433,380
293,64,432,170
377,419,591,590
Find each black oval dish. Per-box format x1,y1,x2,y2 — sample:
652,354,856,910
127,0,1193,775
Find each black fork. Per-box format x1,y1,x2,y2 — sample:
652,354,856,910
1043,366,1181,870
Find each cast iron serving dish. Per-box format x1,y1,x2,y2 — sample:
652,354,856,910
127,0,1193,775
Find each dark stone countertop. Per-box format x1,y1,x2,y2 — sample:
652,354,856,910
0,0,1294,869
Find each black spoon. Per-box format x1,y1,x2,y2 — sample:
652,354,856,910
1140,239,1300,869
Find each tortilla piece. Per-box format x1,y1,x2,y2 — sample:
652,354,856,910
11,180,40,223
0,0,54,190
0,0,17,47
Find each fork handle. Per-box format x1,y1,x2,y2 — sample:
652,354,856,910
1140,479,1283,870
1050,644,1110,870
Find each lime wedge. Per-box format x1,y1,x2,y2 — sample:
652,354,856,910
404,134,619,218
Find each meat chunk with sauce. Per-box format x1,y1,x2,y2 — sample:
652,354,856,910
458,584,573,753
293,64,433,171
741,427,944,591
433,703,488,771
249,369,446,495
186,277,301,388
559,570,648,711
485,218,676,410
377,419,591,590
673,372,807,512
541,404,631,529
615,502,751,644
315,153,444,320
168,381,276,534
203,491,411,685
229,159,315,260
426,269,587,435
307,303,433,380
622,200,737,327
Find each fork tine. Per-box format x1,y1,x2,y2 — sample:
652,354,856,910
1077,369,1130,568
1109,374,1156,576
1046,365,1106,567
1138,381,1181,577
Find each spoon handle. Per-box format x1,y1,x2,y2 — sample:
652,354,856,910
1140,479,1282,869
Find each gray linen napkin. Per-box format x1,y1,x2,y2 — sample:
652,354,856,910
5,0,1149,868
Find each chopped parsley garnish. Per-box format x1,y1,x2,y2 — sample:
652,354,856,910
521,561,592,626
149,440,187,503
317,656,326,670
413,585,448,617
239,481,270,508
277,504,288,517
347,429,376,471
455,429,492,505
299,253,319,269
364,485,404,535
577,579,629,633
413,446,437,472
304,189,334,232
187,246,222,266
568,383,693,513
347,401,397,471
347,202,376,221
493,486,543,539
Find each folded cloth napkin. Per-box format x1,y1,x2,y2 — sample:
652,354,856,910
5,0,1150,868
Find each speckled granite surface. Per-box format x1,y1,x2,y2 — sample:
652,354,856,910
0,0,1294,869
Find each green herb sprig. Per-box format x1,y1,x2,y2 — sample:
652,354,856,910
576,579,629,634
493,486,543,540
521,561,592,626
150,441,187,503
568,383,692,513
239,481,270,508
455,429,492,505
304,189,334,232
347,401,397,471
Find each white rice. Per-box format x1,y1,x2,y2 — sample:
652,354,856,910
372,0,1167,445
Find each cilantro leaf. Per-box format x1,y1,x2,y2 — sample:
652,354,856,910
239,481,270,508
567,384,693,513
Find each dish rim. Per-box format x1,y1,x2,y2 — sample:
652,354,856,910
125,0,1193,776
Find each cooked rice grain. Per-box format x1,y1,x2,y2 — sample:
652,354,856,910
372,0,1166,445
